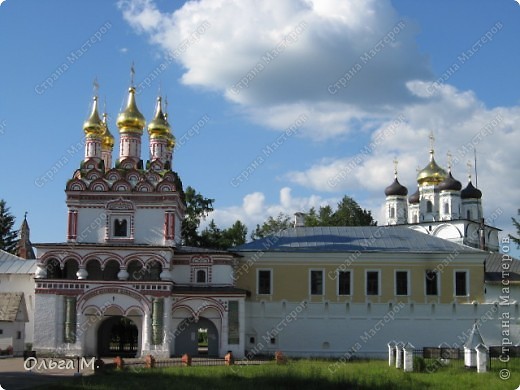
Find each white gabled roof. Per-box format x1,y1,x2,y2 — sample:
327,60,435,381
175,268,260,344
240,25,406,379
0,250,36,274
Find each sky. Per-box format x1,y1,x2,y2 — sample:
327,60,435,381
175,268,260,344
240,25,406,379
0,0,518,256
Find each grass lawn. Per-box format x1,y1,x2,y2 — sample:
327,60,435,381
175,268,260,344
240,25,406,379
35,359,518,390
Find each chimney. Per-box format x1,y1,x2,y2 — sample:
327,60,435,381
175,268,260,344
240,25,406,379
294,212,305,228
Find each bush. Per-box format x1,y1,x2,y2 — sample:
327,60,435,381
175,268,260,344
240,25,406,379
414,356,426,372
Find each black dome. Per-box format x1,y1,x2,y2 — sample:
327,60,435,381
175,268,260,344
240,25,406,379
385,178,408,197
408,188,420,204
461,181,482,199
438,171,462,192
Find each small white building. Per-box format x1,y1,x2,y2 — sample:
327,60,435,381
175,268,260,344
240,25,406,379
0,292,29,356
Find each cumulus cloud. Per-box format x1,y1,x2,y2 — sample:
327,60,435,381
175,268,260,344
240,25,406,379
118,0,432,138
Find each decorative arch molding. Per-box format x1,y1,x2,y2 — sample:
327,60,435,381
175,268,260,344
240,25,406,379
89,178,109,192
40,251,82,266
80,252,124,267
409,225,430,235
125,169,144,183
85,170,103,181
172,297,226,320
432,223,463,239
156,180,175,192
106,197,135,211
66,179,87,191
161,172,176,183
111,180,132,192
145,172,161,183
123,253,167,268
105,169,123,182
135,181,154,193
78,285,151,312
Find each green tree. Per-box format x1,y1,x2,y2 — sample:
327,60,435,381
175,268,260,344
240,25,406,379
251,212,292,240
0,199,18,254
182,186,214,247
510,217,520,248
201,220,248,250
251,196,376,240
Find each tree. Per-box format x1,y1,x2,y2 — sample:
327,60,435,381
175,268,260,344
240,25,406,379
251,213,292,240
510,217,520,249
182,186,214,247
251,196,376,240
201,220,248,250
0,199,18,254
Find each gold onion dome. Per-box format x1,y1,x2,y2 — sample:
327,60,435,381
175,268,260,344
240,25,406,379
148,97,171,138
101,113,115,150
83,96,104,136
116,87,145,133
166,131,176,150
417,151,447,185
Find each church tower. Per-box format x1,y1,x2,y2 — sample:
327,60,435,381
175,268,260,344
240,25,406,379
384,160,408,225
14,213,35,260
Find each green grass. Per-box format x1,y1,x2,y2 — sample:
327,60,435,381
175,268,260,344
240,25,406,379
34,359,519,390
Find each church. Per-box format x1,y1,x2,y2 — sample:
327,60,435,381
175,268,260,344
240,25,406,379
0,77,518,359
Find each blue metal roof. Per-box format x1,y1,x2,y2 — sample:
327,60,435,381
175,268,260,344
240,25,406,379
233,226,482,253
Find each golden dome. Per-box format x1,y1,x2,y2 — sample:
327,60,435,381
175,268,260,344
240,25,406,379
417,151,447,186
116,87,145,133
83,96,103,136
147,97,171,138
166,131,176,150
101,113,115,150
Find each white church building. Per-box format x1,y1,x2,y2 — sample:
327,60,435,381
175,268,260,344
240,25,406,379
0,78,517,359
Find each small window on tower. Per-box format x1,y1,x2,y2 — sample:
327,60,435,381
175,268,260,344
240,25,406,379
196,269,206,283
390,207,395,219
444,203,449,215
426,200,433,213
114,218,128,237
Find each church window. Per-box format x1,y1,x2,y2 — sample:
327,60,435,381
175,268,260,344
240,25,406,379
310,270,324,295
114,218,128,237
412,214,418,224
390,207,395,219
258,269,271,294
86,259,102,280
127,260,143,281
47,258,62,279
467,210,471,220
103,260,120,281
395,271,408,296
455,271,468,296
338,271,351,295
196,269,206,283
443,203,449,215
17,331,21,339
366,271,379,295
426,271,438,295
63,259,79,279
426,200,433,213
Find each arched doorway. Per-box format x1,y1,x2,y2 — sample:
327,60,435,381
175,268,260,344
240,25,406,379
97,316,138,357
174,317,219,357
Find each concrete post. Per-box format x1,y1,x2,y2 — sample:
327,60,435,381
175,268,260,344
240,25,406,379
395,342,404,369
475,344,488,373
403,342,415,372
388,341,396,367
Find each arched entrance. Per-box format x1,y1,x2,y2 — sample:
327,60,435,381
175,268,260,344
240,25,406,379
174,317,219,357
97,316,138,357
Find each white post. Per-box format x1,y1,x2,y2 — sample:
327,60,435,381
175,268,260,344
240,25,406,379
475,344,488,373
403,343,415,372
388,341,396,367
395,342,404,369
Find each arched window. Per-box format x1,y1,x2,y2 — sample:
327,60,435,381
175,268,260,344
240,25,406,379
86,259,103,280
46,258,62,279
390,207,395,219
103,260,120,281
127,260,143,281
114,219,128,237
63,259,79,279
443,203,449,215
196,270,206,283
426,200,433,213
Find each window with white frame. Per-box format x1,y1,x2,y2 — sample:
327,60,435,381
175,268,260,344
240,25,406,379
395,271,409,296
196,269,207,283
366,271,379,296
257,269,272,295
310,270,324,295
425,270,438,296
338,271,351,295
455,271,468,296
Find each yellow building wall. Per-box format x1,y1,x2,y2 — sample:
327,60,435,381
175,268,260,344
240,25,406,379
234,254,485,304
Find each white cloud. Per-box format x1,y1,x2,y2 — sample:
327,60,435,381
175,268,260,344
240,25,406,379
118,0,431,138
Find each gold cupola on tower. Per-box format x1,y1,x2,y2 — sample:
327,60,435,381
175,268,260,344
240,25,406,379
147,97,170,139
101,113,115,150
416,132,447,186
116,87,146,133
83,96,104,136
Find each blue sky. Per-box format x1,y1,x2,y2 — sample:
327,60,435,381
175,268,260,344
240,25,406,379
0,0,518,256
